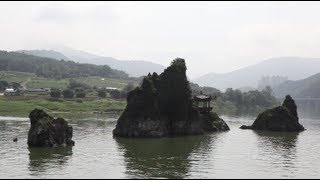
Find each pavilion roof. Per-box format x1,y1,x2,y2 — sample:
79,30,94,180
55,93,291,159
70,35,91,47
194,94,212,101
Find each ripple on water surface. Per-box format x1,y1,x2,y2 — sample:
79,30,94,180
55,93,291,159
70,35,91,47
0,116,319,178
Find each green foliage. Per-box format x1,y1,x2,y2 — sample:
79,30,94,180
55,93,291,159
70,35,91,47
74,87,85,93
0,96,126,117
11,82,21,90
190,82,221,97
68,79,88,99
68,79,90,90
158,58,192,117
0,71,35,84
62,89,74,98
50,89,61,98
0,51,129,79
74,76,139,90
221,87,278,115
169,58,187,72
27,78,68,89
110,89,121,99
282,94,298,118
0,80,22,91
0,80,9,91
191,83,279,116
124,58,193,121
75,91,86,98
76,99,83,103
97,89,107,98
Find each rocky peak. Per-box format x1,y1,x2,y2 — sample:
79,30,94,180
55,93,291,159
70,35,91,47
240,95,304,132
28,109,74,147
282,95,298,119
113,58,229,137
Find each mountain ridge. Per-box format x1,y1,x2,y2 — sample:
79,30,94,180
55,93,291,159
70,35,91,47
18,47,166,78
193,57,320,91
273,72,320,98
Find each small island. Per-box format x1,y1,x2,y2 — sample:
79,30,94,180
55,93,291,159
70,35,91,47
28,108,75,147
113,58,229,137
240,95,305,132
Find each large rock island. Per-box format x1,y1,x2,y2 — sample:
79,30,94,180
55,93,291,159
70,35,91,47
240,95,305,132
28,109,75,147
113,58,229,137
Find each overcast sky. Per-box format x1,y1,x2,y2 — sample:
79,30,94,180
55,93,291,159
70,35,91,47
1,1,320,78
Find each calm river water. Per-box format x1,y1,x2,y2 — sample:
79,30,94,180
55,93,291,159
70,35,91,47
0,114,319,179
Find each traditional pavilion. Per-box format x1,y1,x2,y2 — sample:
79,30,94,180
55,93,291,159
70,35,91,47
194,91,216,113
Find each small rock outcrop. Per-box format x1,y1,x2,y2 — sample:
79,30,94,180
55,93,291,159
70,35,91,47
113,58,229,137
27,109,75,147
240,95,305,132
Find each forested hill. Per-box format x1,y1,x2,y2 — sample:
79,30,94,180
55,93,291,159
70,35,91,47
193,57,320,91
17,50,70,61
0,51,129,79
18,48,166,78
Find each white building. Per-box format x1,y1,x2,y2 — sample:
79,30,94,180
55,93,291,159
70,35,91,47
4,88,16,93
4,88,18,96
106,87,118,90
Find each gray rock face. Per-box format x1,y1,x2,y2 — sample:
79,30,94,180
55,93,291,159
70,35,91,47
114,111,230,138
240,95,305,132
27,109,75,147
113,58,229,138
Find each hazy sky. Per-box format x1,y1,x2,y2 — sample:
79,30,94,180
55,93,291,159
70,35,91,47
1,1,320,78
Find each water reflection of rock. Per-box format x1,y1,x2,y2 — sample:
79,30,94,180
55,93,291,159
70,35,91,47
28,147,73,174
254,131,299,149
115,135,213,179
253,131,300,178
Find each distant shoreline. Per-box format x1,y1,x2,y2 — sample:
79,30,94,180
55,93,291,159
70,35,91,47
0,96,126,118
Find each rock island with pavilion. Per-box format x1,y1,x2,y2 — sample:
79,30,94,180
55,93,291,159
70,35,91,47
113,58,229,138
194,91,216,114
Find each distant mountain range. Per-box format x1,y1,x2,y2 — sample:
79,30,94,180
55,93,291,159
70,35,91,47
17,50,70,61
0,50,129,79
18,47,165,77
273,72,320,98
193,57,320,91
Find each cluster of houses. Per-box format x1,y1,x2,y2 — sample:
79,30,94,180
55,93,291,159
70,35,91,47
106,87,118,91
1,88,51,96
2,88,19,96
1,86,119,97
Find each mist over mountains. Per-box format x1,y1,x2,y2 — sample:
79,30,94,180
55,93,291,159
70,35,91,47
273,72,320,98
193,57,320,91
17,50,70,61
18,46,166,78
0,51,129,79
14,47,320,99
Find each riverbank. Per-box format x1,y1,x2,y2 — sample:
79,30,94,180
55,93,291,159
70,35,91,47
0,95,275,119
0,96,126,117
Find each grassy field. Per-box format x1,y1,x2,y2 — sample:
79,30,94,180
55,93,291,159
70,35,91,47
0,71,139,117
26,76,139,90
0,71,140,90
27,77,69,89
0,71,35,83
0,95,126,117
74,76,139,89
